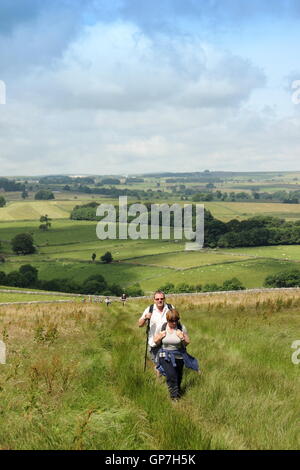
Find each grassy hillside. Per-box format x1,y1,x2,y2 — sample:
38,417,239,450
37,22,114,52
0,290,299,450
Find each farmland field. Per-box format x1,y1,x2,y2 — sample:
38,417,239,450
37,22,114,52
0,292,78,303
0,290,299,450
1,214,300,294
1,187,300,295
2,198,300,223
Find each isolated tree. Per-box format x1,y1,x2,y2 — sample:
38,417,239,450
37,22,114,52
11,233,36,255
0,196,6,207
91,253,96,262
39,214,51,231
101,251,113,264
21,190,29,199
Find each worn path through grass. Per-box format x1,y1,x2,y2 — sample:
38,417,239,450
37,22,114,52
0,292,299,450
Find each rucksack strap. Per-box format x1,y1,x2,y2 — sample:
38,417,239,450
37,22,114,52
149,303,173,314
161,321,182,331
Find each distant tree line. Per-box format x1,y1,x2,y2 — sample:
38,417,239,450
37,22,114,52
0,177,25,191
69,186,170,199
71,203,300,248
158,277,245,294
0,264,144,296
204,214,300,248
192,189,300,203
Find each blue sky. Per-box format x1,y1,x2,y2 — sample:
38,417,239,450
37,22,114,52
0,0,299,175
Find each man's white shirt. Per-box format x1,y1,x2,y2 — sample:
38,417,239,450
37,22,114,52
140,303,174,347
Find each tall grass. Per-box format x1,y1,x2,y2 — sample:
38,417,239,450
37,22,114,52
0,290,299,450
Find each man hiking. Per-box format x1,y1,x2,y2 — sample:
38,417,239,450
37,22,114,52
138,291,174,371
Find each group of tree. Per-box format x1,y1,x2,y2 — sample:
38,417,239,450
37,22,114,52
39,176,95,185
158,277,245,294
34,190,55,200
192,189,300,203
204,213,300,248
70,186,169,200
0,264,144,296
39,215,52,231
71,202,300,249
91,252,113,263
264,269,300,288
0,177,25,191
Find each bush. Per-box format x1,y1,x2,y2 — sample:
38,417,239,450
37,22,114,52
19,264,38,287
82,274,108,294
109,283,123,296
157,283,175,294
264,269,300,288
101,252,113,263
221,277,245,291
126,283,144,296
203,283,222,292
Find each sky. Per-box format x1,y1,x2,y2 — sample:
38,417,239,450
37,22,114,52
0,0,300,176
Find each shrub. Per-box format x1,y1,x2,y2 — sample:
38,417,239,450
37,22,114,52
157,283,175,293
101,252,113,263
222,277,245,291
126,283,144,296
19,265,38,286
264,269,300,288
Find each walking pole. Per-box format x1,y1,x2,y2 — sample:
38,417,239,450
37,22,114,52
143,319,150,372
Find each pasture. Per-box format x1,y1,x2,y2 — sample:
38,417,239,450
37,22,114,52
2,197,300,223
1,214,300,293
0,290,299,450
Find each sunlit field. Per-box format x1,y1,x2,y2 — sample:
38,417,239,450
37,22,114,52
2,197,300,223
0,290,299,450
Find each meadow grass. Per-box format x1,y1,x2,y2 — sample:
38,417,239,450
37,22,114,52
220,245,300,261
0,290,299,450
0,292,79,303
137,259,299,292
125,250,252,268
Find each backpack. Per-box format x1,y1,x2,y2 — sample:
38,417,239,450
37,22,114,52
149,303,173,314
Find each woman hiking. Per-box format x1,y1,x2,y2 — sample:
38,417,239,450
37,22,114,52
154,309,199,401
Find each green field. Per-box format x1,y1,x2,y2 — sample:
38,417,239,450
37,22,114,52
2,197,300,223
1,190,300,296
1,214,300,294
0,292,299,450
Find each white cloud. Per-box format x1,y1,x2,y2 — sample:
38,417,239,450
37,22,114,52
14,22,265,112
0,17,299,175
